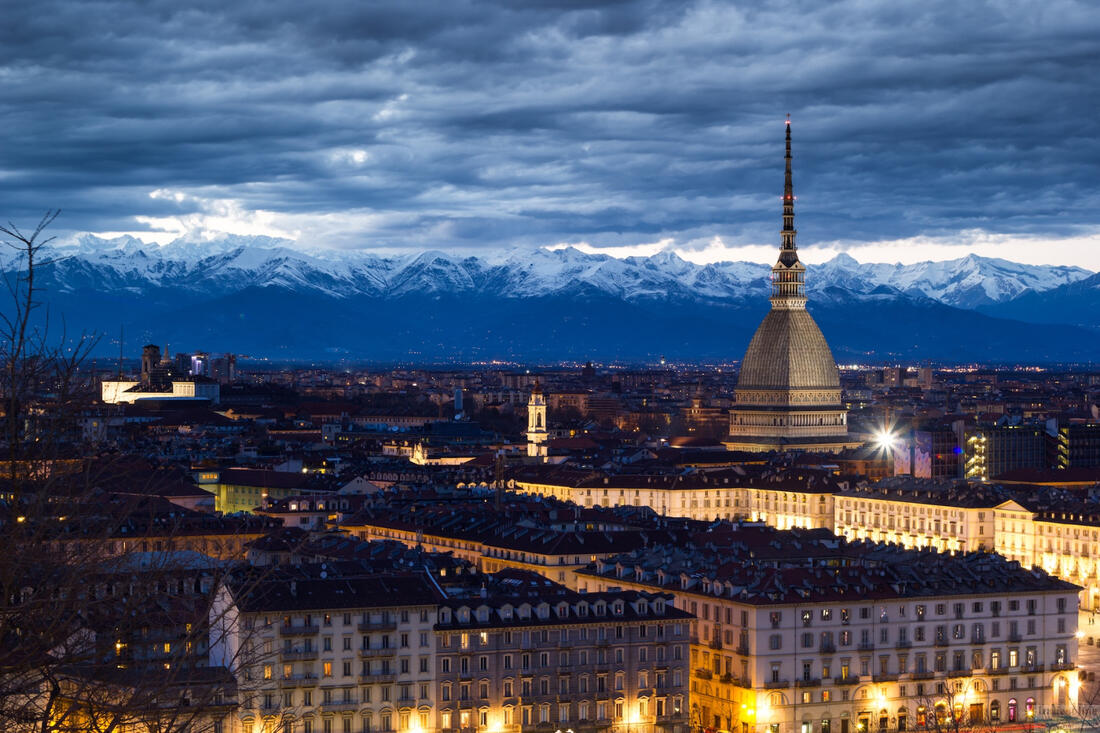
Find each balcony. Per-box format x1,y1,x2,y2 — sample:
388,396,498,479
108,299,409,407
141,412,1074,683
986,668,1010,676
858,642,875,651
281,649,318,661
735,644,750,656
1020,664,1045,673
359,620,398,632
1008,632,1022,642
833,676,859,686
873,673,899,682
709,640,723,651
947,668,972,678
280,624,319,636
895,640,912,649
934,638,949,647
281,675,317,687
1051,662,1076,671
820,643,837,654
694,669,713,681
764,680,790,689
360,673,397,684
321,701,360,712
911,671,935,680
359,647,397,658
796,679,821,688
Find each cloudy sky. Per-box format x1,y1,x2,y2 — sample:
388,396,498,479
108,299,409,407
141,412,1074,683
2,0,1098,266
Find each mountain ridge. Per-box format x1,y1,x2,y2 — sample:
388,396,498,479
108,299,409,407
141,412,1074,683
7,235,1098,362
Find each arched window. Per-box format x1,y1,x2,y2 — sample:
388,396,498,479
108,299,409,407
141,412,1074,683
1008,699,1018,722
990,701,1000,722
1026,698,1035,718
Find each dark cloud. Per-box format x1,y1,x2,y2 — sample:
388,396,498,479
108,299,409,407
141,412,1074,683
0,0,1097,253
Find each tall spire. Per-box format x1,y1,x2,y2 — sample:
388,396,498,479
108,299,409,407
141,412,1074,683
770,114,807,309
779,113,798,265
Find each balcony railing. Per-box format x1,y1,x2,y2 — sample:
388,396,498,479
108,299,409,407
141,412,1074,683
281,675,317,687
858,642,875,651
764,680,790,689
895,640,912,649
361,673,397,684
796,679,821,688
321,701,360,712
833,676,859,686
360,647,397,658
358,620,398,632
280,624,319,636
280,649,318,661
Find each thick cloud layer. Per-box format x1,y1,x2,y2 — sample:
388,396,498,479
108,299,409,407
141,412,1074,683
1,0,1097,261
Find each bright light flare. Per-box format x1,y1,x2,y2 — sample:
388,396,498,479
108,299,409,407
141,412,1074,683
875,429,898,452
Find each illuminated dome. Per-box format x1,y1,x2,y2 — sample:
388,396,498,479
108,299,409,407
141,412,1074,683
737,309,840,390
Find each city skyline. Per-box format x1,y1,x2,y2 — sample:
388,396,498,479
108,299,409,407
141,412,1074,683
2,1,1099,267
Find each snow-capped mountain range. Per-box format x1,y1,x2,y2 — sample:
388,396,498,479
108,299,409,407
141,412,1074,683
30,234,1093,309
8,234,1100,362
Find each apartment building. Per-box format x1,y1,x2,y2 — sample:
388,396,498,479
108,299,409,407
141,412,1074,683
578,525,1079,733
211,573,441,733
831,481,1002,553
433,587,692,733
513,467,841,529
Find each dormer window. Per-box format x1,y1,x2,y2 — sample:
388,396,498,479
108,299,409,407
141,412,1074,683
613,603,624,616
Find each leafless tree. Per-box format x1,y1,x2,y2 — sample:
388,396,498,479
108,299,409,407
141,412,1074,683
0,213,300,732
